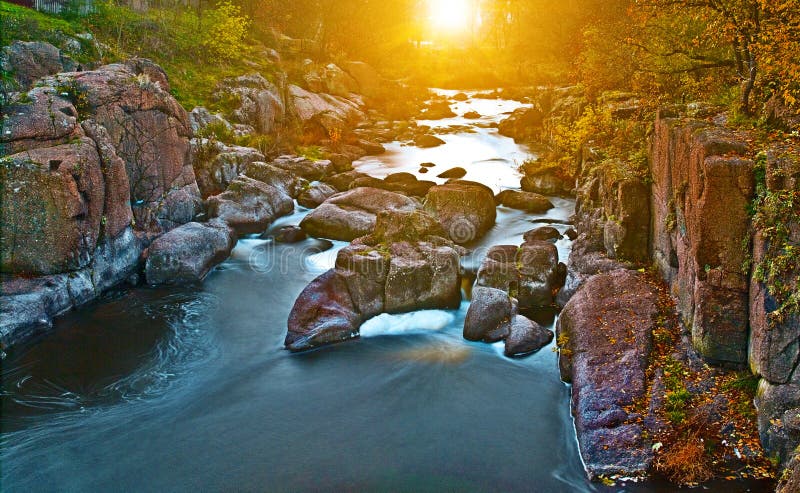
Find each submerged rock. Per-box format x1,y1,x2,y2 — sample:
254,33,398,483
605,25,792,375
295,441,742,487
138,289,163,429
557,269,659,479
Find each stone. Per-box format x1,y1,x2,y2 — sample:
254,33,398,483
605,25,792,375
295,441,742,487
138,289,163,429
437,167,467,179
145,220,235,285
243,161,304,198
214,73,285,134
496,190,554,213
270,154,334,182
269,226,307,243
285,270,363,352
207,176,294,234
371,209,446,243
289,84,364,137
298,182,338,209
383,241,462,313
0,41,78,91
191,139,265,197
463,111,481,119
0,87,82,155
420,100,455,119
324,170,370,191
463,287,514,342
523,227,562,243
414,134,446,148
351,175,435,197
557,269,660,478
504,315,554,356
498,106,544,141
424,180,497,244
300,187,418,241
188,107,232,135
521,171,572,196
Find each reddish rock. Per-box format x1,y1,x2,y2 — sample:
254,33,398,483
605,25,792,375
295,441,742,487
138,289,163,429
557,269,659,478
424,180,496,244
207,176,294,234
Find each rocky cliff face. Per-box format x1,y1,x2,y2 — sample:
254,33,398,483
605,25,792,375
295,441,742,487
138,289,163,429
1,55,203,348
650,113,755,365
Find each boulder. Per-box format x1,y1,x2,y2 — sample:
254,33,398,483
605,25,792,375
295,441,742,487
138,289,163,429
414,134,446,148
191,139,265,197
298,182,338,209
371,209,446,243
437,167,467,179
476,242,563,309
463,287,514,342
523,227,562,243
424,180,496,244
214,73,285,134
504,315,553,357
351,175,435,197
420,100,455,119
243,161,304,198
341,61,387,100
777,452,800,493
51,60,202,233
650,116,754,363
521,171,572,196
286,239,462,352
303,63,359,98
270,226,307,243
289,84,363,136
300,187,418,241
463,111,481,119
383,241,462,313
755,380,800,467
325,170,370,191
496,190,554,213
0,41,78,91
285,270,363,352
452,93,469,101
145,220,235,285
188,107,232,136
1,87,82,155
557,269,659,478
498,106,544,141
270,154,334,182
2,139,109,274
207,176,294,234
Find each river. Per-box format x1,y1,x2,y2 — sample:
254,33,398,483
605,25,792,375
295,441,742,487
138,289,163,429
0,91,768,492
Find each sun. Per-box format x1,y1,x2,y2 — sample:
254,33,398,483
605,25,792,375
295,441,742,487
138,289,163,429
428,0,472,32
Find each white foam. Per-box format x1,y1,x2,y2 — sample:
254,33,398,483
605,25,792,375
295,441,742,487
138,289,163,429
360,310,456,337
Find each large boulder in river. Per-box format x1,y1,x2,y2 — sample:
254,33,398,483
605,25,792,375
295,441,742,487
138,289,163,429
504,315,553,356
300,187,418,241
424,180,496,244
476,242,564,309
557,269,659,478
297,182,338,209
145,220,235,285
285,270,363,352
415,134,446,148
207,176,294,234
463,287,514,342
351,174,435,197
286,239,462,352
496,190,554,213
243,161,304,198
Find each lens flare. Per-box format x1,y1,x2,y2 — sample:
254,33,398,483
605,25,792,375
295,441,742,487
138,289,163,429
428,0,471,32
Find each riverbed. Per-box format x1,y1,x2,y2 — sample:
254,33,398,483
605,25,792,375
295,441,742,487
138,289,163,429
0,91,769,492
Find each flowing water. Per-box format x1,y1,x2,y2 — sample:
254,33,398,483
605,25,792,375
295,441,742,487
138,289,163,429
0,91,770,492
